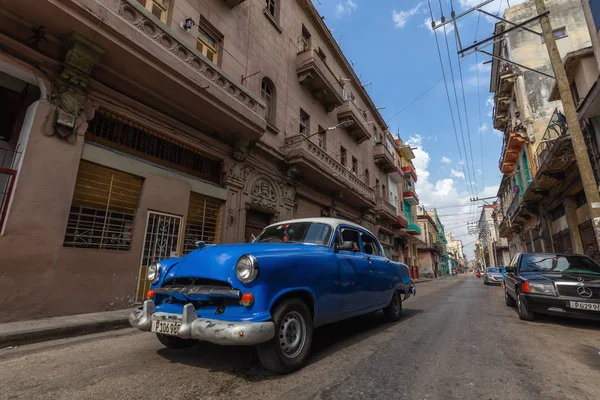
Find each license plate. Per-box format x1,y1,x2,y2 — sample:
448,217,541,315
569,301,600,311
151,319,181,336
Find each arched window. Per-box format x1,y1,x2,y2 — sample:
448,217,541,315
364,169,370,185
261,78,276,124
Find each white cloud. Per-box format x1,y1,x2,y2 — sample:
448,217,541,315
479,123,488,133
405,134,499,259
393,3,422,28
336,0,358,18
423,17,454,34
441,156,452,164
451,169,465,179
485,95,494,108
476,168,482,175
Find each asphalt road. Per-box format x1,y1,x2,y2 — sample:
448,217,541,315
2,275,599,400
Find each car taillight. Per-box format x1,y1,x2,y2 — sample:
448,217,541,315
522,282,530,293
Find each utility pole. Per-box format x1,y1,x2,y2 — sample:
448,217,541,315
534,0,600,250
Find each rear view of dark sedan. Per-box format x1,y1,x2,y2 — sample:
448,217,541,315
483,267,502,285
504,253,600,321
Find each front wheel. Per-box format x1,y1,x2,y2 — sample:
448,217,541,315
517,292,534,321
156,334,198,349
383,291,403,321
256,298,313,374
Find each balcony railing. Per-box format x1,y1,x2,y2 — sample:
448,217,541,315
297,49,344,112
283,136,375,204
376,196,397,221
373,142,395,173
535,109,568,171
336,100,371,143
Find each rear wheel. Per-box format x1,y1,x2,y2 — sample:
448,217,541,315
383,291,403,321
156,334,198,349
517,291,534,321
256,298,313,374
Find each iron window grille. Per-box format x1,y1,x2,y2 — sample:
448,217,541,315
86,109,222,185
64,161,143,250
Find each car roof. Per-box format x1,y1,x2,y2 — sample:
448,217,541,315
521,252,588,257
264,217,367,232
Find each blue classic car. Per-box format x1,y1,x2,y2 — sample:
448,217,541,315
130,218,415,374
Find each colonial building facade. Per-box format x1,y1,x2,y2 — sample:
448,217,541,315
491,0,599,261
0,0,417,321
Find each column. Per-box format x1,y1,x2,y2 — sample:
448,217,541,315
564,197,584,253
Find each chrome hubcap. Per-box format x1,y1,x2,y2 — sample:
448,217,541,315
279,311,306,359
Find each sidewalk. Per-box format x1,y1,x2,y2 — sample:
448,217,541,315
0,308,134,348
412,274,455,284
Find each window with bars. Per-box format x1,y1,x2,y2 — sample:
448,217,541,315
266,0,276,18
86,109,222,184
183,192,224,254
300,25,311,51
137,0,169,23
261,78,275,124
299,109,309,136
64,161,143,250
317,125,326,150
197,22,220,64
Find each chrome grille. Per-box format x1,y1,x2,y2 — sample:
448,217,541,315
557,285,600,299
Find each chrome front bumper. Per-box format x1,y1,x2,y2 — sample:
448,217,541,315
129,300,275,346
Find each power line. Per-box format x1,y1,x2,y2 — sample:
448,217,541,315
426,0,472,198
387,62,460,124
454,28,479,197
438,2,476,197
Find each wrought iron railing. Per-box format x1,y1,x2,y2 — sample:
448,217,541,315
535,108,568,170
0,144,22,230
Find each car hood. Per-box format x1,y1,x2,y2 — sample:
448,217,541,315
520,271,600,284
164,243,326,282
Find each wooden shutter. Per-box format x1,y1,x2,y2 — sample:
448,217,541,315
64,161,143,250
579,220,600,262
295,197,321,219
183,192,224,254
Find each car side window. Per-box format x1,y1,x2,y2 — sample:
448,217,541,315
360,233,382,256
340,228,360,252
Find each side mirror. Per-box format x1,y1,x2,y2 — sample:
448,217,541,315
195,241,206,249
250,234,257,243
505,266,516,274
335,241,356,252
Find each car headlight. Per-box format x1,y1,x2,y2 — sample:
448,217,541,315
528,282,557,296
236,255,258,283
147,262,162,284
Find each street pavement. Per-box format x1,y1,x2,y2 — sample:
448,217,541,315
1,275,599,400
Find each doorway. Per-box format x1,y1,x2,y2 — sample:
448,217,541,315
245,209,271,242
136,211,183,302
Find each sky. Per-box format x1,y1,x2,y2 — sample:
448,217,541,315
315,0,528,259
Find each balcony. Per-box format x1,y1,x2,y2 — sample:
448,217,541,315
535,109,572,176
282,136,375,207
499,132,526,175
373,143,395,173
406,223,422,235
20,0,267,141
376,197,397,222
402,164,418,182
297,49,344,112
224,0,247,7
496,63,517,96
394,213,409,229
336,100,372,143
403,189,419,205
506,193,521,223
389,165,403,183
493,97,510,130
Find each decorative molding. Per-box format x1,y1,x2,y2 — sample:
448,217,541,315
61,33,106,88
118,1,264,115
251,179,278,210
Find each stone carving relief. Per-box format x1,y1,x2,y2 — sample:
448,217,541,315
251,179,277,210
228,162,253,182
278,181,296,202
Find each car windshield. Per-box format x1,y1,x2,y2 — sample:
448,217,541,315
255,222,333,245
487,268,499,273
520,254,600,275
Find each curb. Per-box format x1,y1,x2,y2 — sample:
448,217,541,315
413,275,455,285
0,317,131,348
